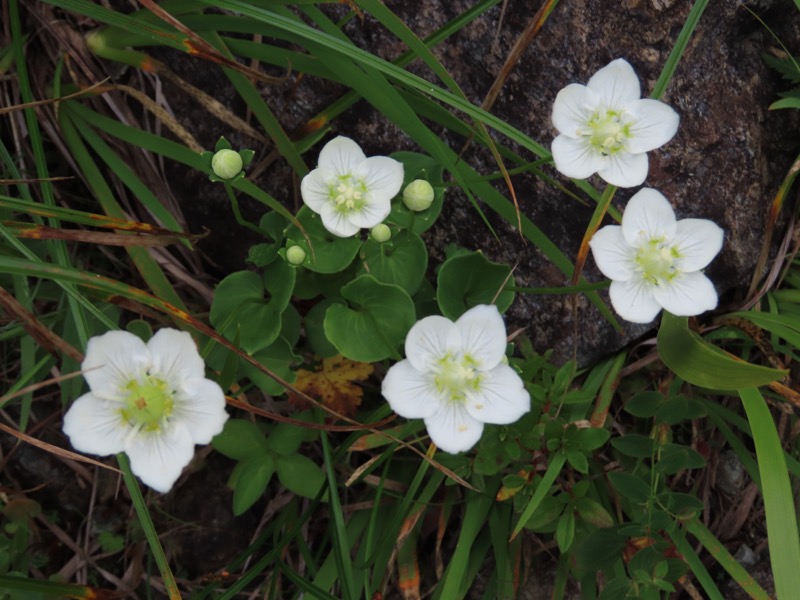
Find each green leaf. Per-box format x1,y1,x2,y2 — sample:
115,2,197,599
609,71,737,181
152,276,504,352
265,422,315,456
608,472,651,504
436,251,515,320
324,275,416,361
740,387,800,599
276,453,326,500
555,510,575,552
212,419,268,460
304,298,340,358
210,262,295,354
575,497,614,528
284,206,361,274
386,151,445,234
611,434,656,458
770,97,800,110
657,312,786,390
358,230,428,295
230,454,275,516
240,337,300,396
655,444,706,475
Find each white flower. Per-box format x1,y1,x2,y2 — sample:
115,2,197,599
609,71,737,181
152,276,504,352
382,305,530,454
300,136,404,237
589,188,724,323
551,58,680,188
63,329,228,493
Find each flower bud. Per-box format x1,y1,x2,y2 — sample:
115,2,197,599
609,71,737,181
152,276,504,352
402,179,435,212
211,149,244,180
370,224,392,243
286,245,306,265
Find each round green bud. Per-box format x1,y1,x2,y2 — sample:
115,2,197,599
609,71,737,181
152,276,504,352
402,179,435,212
211,149,244,180
370,224,392,243
286,245,307,265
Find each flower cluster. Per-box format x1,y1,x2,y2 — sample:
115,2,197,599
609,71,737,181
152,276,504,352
63,329,228,493
551,58,724,323
382,305,530,454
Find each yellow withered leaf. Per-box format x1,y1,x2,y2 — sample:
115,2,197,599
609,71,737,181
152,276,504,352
293,355,375,418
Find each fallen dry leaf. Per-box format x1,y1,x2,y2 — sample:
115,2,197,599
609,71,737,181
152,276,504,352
291,355,374,418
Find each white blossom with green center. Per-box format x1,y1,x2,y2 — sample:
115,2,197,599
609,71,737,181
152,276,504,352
551,58,680,188
301,136,404,237
382,305,530,454
589,188,724,323
63,329,228,493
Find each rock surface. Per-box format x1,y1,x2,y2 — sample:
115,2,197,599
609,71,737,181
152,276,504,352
168,0,799,364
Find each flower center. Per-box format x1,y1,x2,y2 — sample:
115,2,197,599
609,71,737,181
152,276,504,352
634,238,679,285
433,354,482,402
587,110,631,155
330,176,367,214
120,375,175,431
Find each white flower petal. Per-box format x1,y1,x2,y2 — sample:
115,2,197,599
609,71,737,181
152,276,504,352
621,188,677,246
597,151,648,188
355,156,404,202
83,331,149,400
465,364,530,425
319,202,361,237
63,392,130,456
551,135,606,179
551,84,596,137
590,225,636,281
347,195,392,228
673,219,724,272
454,305,507,370
587,58,641,108
300,167,335,213
608,278,662,323
404,315,459,373
125,422,195,493
425,402,484,454
148,329,205,382
626,99,680,153
317,136,366,176
653,271,718,317
174,378,228,445
382,360,441,419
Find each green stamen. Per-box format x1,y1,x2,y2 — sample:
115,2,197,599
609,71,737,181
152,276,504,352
120,375,175,431
433,354,483,402
329,176,367,214
635,238,680,285
588,109,631,155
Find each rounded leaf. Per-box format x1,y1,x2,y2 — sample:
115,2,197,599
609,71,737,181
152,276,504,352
359,230,428,295
437,252,515,320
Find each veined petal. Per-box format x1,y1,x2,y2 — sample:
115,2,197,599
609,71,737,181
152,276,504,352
63,392,130,456
319,202,361,237
174,378,228,445
148,329,205,383
551,135,606,179
608,277,662,323
673,218,724,272
382,360,441,419
590,225,636,281
465,364,530,425
125,422,195,493
454,304,507,370
347,193,392,228
587,58,641,108
424,402,484,454
626,99,680,153
551,83,595,137
653,271,718,316
83,331,149,400
355,156,404,202
404,315,459,373
621,188,677,246
597,150,648,188
300,167,335,213
317,136,366,176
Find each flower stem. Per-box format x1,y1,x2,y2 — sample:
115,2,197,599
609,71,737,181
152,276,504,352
117,452,181,599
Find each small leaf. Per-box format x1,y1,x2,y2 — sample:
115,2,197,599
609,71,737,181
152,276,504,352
213,419,268,460
284,206,362,274
555,510,576,552
436,251,515,320
611,434,656,458
276,454,326,500
608,472,651,504
655,444,705,475
575,497,615,528
359,230,428,295
265,422,316,456
230,454,274,516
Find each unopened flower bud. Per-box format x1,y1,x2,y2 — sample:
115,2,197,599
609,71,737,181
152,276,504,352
371,224,391,243
286,245,306,265
402,179,435,212
211,149,244,180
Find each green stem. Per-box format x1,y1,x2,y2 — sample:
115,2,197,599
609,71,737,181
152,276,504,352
117,453,181,599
